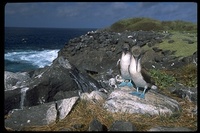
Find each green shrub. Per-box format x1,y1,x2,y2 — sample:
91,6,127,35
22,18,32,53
149,69,177,89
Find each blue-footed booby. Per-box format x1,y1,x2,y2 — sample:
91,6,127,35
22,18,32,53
129,46,157,98
117,43,133,87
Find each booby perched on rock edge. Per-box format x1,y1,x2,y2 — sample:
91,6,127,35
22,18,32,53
117,43,133,87
128,46,157,98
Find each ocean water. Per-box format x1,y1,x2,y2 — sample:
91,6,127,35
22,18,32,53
4,27,97,72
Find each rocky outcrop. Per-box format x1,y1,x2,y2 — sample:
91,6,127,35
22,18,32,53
57,56,104,93
58,30,166,77
168,83,197,103
5,97,79,131
4,57,103,115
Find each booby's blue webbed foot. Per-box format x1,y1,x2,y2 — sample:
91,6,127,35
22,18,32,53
129,91,142,97
126,81,133,87
129,91,145,99
139,93,145,99
129,87,146,99
118,80,133,87
118,81,127,87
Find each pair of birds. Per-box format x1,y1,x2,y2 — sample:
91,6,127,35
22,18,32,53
117,43,157,99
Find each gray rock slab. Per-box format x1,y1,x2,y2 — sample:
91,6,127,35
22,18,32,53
104,87,180,116
148,126,193,131
56,96,79,120
5,102,57,131
80,91,108,103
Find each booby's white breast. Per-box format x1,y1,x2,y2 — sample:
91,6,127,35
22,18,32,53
120,52,131,79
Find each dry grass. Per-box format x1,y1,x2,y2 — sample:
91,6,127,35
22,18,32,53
20,93,197,131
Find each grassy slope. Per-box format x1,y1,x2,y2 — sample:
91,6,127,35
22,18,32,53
109,17,197,32
110,17,197,57
142,31,197,57
158,31,197,57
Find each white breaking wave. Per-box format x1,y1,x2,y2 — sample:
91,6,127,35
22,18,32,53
5,49,59,68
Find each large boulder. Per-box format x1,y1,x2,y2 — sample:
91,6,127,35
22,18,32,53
104,87,180,116
5,96,79,131
5,102,57,131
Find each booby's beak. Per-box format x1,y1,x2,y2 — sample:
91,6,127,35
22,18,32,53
134,55,139,71
133,53,142,72
123,47,129,55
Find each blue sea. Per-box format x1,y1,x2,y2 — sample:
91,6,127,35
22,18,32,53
4,27,97,72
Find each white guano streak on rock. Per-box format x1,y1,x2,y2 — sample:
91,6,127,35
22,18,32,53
20,87,29,109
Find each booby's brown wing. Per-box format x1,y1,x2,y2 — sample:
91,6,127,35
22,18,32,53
116,59,121,75
141,68,155,85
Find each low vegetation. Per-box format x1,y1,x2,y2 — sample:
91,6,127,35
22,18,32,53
149,63,197,90
109,17,197,32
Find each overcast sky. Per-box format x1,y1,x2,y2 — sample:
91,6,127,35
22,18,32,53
5,2,197,28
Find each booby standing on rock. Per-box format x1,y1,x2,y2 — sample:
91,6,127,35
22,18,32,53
117,43,133,87
129,46,157,98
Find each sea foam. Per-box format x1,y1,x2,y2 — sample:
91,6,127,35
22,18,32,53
5,49,59,68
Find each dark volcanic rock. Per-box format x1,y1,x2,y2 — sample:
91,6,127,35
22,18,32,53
57,30,166,78
152,47,162,52
57,56,103,93
4,56,103,115
5,97,79,131
24,63,78,107
162,50,172,56
168,40,175,43
108,120,136,131
4,64,77,114
4,88,21,114
182,38,195,44
88,119,106,131
5,102,57,131
168,83,197,103
192,51,197,65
